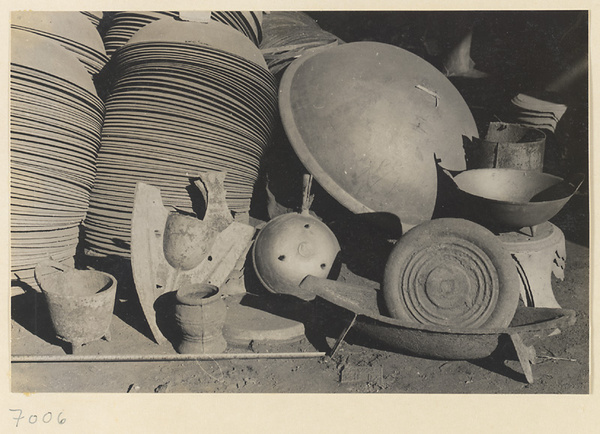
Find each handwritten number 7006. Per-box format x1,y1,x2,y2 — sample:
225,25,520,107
9,409,66,427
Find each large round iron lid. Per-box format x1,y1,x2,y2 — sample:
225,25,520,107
383,218,520,329
279,42,478,231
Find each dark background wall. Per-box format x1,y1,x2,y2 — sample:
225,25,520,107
307,11,587,94
307,11,588,178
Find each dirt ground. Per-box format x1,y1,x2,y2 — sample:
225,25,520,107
10,189,589,394
9,10,589,396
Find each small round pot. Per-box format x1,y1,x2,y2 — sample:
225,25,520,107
175,284,227,354
35,261,117,353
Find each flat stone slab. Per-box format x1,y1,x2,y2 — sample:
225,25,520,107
224,293,306,345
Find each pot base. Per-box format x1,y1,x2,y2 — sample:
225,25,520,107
177,335,227,354
497,222,565,308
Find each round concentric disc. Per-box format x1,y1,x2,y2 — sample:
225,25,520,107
383,218,520,329
399,239,498,327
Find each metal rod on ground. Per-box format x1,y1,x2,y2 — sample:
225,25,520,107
11,352,327,364
329,313,357,358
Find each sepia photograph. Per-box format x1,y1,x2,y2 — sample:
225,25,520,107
4,2,595,431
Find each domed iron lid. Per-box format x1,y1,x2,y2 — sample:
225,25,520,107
279,42,478,231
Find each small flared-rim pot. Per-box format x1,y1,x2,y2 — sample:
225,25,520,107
176,283,220,305
175,284,227,354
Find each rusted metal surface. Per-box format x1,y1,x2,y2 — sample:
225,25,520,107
300,275,576,361
469,122,546,171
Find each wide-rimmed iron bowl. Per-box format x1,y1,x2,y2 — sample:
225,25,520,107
453,169,583,231
300,275,576,361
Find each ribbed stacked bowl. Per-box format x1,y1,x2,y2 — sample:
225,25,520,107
209,11,263,46
511,93,568,133
81,11,104,28
102,11,179,56
260,11,343,75
84,18,277,258
11,11,109,77
102,11,263,56
10,29,105,288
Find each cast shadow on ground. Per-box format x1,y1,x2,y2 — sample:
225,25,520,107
82,253,159,343
328,212,401,284
11,291,71,353
469,337,529,383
